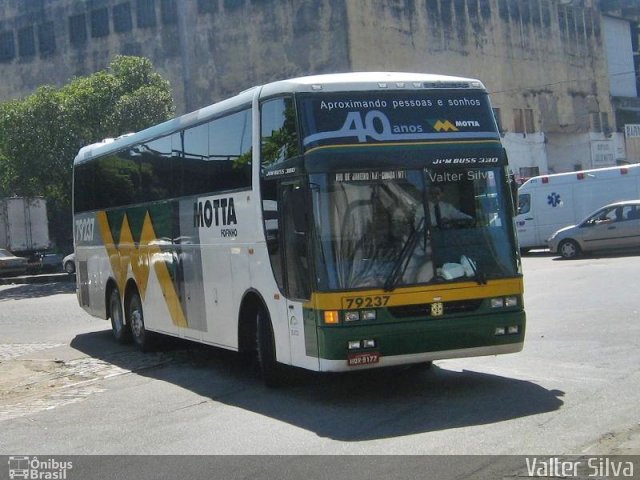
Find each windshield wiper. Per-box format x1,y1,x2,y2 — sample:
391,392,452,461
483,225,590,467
383,217,425,292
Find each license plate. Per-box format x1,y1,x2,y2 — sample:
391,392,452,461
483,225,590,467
347,352,380,366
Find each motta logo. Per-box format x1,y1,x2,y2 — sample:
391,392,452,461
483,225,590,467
194,197,237,228
432,120,458,132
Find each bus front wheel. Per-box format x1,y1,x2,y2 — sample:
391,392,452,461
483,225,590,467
128,291,153,352
109,288,131,344
256,309,285,388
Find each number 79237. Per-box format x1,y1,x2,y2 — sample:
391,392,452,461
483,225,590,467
343,295,390,309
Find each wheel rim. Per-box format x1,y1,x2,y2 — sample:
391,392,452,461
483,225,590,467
130,301,144,338
65,262,74,273
560,241,576,258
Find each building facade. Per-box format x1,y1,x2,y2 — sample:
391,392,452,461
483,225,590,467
0,0,638,178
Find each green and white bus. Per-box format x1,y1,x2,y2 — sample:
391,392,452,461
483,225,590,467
73,72,525,385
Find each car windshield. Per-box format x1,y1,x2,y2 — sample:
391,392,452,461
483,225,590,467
0,249,12,258
310,166,518,291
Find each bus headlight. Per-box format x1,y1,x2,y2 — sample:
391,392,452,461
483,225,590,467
491,296,518,308
344,311,360,322
505,296,518,307
361,310,377,321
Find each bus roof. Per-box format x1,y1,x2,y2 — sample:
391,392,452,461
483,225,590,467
74,71,487,165
259,71,485,95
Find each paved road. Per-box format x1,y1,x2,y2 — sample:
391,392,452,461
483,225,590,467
0,253,638,462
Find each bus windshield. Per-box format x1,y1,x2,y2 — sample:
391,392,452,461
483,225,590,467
310,166,517,291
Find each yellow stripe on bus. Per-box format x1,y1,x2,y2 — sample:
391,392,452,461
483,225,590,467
304,277,524,310
97,210,188,328
304,139,502,156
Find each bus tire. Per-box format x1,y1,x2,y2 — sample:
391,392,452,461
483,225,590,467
109,287,131,344
257,309,285,388
128,291,154,352
559,239,580,259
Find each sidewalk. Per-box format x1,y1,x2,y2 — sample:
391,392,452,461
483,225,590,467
0,272,75,286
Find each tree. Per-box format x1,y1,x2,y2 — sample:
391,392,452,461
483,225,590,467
0,56,175,250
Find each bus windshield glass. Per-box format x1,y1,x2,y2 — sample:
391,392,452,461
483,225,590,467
310,166,517,291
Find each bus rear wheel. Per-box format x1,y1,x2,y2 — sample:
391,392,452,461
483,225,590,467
109,288,131,344
256,309,285,388
128,291,153,352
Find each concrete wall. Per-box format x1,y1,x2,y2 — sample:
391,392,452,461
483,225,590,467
0,0,350,112
0,0,626,174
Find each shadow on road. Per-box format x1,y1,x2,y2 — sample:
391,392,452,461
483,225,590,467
0,282,76,301
522,247,640,261
549,248,640,262
71,330,564,442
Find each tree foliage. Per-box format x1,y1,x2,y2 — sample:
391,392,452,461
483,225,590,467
0,56,175,248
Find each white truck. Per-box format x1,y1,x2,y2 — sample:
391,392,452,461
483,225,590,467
0,197,51,254
516,164,640,250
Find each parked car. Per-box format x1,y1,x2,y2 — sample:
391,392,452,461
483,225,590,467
547,200,640,259
39,253,64,272
0,248,28,277
62,253,76,274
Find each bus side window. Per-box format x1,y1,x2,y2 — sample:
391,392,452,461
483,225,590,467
281,184,311,301
260,96,299,167
260,95,301,295
261,178,285,293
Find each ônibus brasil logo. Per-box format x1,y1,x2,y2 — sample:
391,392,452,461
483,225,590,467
8,456,73,479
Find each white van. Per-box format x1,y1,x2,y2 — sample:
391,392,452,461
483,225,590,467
516,165,640,250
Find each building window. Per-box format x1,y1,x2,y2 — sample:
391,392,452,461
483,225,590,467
601,112,610,134
38,22,56,56
69,14,87,46
224,0,243,9
197,0,217,14
160,0,177,25
113,3,133,33
0,31,15,62
17,26,35,57
519,167,539,179
136,0,157,28
91,8,110,37
513,108,535,134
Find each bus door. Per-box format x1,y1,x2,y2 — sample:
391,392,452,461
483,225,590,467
278,181,315,368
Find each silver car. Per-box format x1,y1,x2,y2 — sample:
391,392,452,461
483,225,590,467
0,248,28,276
547,200,640,259
62,253,76,274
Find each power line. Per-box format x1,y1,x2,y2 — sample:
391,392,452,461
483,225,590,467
489,69,639,96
